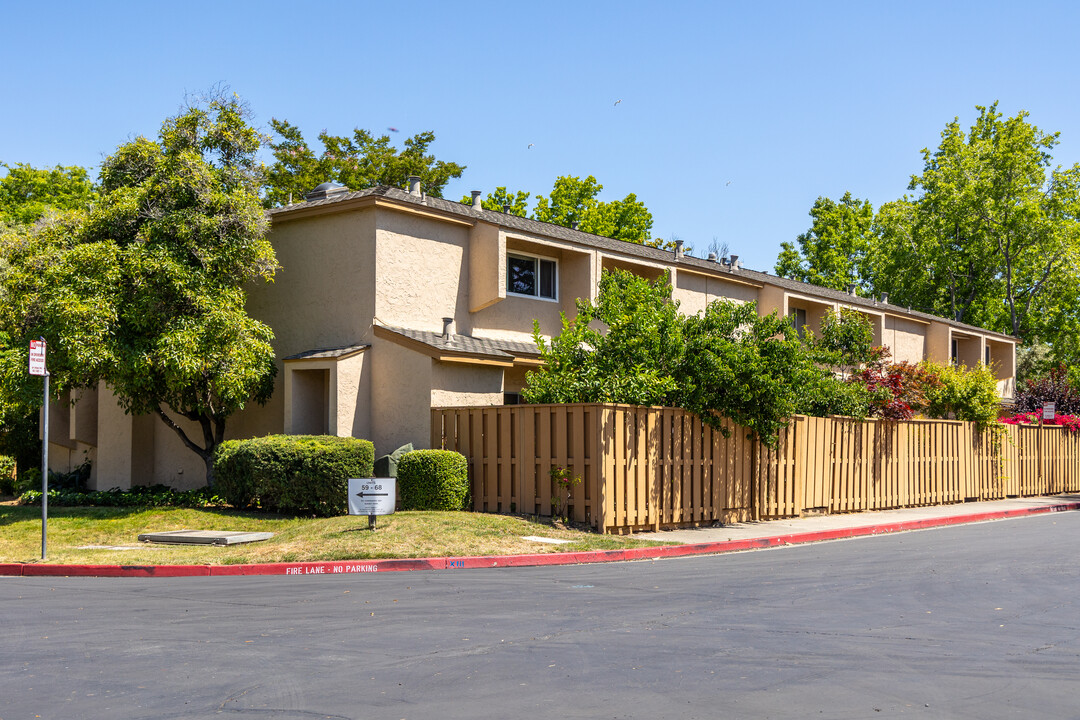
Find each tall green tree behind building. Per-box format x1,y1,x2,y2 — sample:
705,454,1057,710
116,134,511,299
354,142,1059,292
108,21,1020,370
775,104,1080,362
264,120,466,207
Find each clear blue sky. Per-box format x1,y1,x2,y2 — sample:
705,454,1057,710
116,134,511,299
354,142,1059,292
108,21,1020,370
3,0,1079,272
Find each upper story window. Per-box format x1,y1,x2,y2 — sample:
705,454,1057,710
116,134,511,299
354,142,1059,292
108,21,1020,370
507,253,557,300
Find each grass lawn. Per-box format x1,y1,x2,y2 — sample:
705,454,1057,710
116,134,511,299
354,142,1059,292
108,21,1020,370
0,501,668,566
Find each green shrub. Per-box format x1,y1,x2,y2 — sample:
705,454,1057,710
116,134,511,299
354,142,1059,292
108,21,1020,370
19,484,226,508
925,362,1001,430
214,435,375,517
398,450,469,511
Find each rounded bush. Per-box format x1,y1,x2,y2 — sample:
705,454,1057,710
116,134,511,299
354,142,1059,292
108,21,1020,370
214,435,375,516
398,450,469,511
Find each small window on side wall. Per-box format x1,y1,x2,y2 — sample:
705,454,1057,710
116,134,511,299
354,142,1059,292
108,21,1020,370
508,253,557,300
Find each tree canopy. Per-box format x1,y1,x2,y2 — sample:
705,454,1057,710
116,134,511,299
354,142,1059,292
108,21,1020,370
0,96,278,485
0,163,96,226
463,175,658,247
775,192,874,292
775,103,1080,364
264,120,466,207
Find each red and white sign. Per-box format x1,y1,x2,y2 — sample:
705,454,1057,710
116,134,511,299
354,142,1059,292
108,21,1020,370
1043,402,1056,421
28,340,46,376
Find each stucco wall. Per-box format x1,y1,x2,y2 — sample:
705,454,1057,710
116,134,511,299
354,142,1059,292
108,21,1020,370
336,351,370,440
369,335,433,456
150,410,207,490
757,284,787,317
236,207,379,442
673,271,759,315
375,210,469,334
430,362,504,407
883,315,927,364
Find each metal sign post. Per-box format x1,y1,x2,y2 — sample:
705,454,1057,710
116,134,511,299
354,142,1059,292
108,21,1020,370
29,339,48,560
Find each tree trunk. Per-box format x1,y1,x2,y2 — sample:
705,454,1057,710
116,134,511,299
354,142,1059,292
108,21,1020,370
154,407,220,487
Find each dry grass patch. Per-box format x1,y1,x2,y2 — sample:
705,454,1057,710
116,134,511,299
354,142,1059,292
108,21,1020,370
0,504,666,566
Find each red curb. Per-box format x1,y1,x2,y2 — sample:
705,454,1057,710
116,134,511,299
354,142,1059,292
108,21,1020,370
21,564,210,578
2,501,1078,578
209,558,444,577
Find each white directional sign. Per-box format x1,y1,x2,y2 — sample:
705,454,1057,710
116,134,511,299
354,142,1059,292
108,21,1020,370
348,477,396,516
28,340,46,376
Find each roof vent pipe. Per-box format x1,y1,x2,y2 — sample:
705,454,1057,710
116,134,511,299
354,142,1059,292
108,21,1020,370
571,220,579,230
471,190,482,209
707,252,717,262
408,176,422,197
729,254,739,270
847,283,857,296
503,204,511,213
442,317,455,341
881,292,889,305
674,239,684,258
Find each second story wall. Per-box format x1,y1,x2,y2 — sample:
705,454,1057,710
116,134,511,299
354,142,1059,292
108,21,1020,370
375,208,471,334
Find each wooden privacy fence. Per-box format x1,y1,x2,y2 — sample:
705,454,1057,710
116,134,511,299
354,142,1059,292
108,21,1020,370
431,404,1080,534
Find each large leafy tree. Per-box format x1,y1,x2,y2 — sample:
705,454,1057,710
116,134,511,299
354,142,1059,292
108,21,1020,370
264,120,465,207
534,175,653,243
0,163,96,226
0,164,98,472
774,192,875,292
872,104,1080,339
466,175,659,247
0,96,278,486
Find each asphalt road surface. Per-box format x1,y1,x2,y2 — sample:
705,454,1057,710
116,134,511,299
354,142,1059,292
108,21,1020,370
3,512,1079,720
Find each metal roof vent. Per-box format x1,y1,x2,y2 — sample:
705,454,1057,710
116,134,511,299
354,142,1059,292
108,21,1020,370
304,182,349,201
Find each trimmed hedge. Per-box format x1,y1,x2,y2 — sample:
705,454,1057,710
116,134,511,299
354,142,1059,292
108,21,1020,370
398,450,469,511
214,435,375,517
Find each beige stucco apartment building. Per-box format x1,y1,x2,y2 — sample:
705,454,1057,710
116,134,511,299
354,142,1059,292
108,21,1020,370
48,180,1018,490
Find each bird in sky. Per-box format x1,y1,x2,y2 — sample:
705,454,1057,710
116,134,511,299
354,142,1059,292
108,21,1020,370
614,99,622,106
388,127,399,132
528,143,534,149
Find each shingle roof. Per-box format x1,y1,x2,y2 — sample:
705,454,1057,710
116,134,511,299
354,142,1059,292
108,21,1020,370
269,186,1017,342
377,324,540,360
284,343,369,361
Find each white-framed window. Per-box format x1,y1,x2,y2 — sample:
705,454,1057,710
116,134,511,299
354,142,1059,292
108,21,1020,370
507,252,557,300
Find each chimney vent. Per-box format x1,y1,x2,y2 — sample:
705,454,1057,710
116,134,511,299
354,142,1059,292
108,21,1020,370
471,190,482,209
847,283,858,296
408,176,422,197
729,254,739,270
503,204,511,213
442,317,455,341
674,239,684,258
707,252,717,262
881,292,889,305
571,220,579,230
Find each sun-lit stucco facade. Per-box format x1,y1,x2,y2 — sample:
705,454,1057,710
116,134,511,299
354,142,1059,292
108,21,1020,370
48,183,1019,489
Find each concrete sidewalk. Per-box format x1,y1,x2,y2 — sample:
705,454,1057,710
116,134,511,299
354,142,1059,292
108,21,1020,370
635,494,1080,544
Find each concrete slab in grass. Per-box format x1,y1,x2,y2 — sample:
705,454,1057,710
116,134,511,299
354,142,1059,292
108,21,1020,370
138,530,274,546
